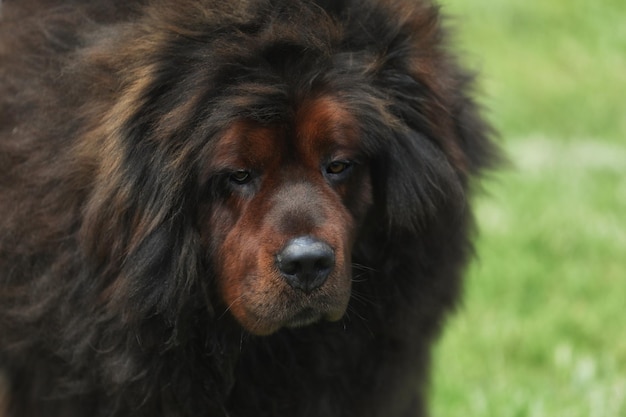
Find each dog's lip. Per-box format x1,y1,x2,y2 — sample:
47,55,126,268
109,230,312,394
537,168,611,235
284,307,322,329
282,295,349,329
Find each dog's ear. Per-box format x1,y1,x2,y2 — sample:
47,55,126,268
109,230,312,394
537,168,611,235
370,63,497,235
78,125,204,323
374,128,465,235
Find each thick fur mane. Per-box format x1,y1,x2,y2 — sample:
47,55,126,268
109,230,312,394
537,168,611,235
0,1,497,416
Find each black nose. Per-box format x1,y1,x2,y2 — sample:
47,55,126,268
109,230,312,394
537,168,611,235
276,236,335,293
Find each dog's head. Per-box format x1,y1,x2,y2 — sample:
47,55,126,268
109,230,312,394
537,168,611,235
77,0,494,336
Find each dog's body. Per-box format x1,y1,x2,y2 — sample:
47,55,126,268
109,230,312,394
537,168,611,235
0,1,497,416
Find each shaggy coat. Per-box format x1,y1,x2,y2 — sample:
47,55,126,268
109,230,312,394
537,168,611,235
0,0,497,416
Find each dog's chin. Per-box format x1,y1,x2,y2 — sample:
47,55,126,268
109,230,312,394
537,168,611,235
283,308,323,329
237,295,350,336
283,305,347,329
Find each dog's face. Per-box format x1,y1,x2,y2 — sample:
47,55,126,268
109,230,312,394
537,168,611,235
199,96,373,335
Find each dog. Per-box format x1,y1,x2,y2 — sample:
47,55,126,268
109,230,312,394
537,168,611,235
0,0,497,416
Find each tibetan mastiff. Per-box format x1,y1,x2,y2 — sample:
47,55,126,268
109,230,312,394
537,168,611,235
0,0,497,416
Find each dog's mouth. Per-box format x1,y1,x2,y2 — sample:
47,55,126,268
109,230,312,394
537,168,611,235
284,307,322,329
283,291,351,327
228,276,351,336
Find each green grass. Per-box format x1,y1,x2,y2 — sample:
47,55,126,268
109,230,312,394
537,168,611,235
430,0,626,416
441,0,626,142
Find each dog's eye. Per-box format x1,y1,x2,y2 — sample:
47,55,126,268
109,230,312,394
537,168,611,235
229,170,252,185
326,161,351,175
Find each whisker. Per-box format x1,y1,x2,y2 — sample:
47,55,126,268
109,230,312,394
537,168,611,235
239,330,248,352
217,293,246,321
351,262,378,273
350,290,375,306
343,307,374,337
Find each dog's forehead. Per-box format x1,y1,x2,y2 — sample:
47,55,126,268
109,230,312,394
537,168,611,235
210,95,359,170
294,96,359,156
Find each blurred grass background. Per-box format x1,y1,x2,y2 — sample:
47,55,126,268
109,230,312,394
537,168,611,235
431,0,626,416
